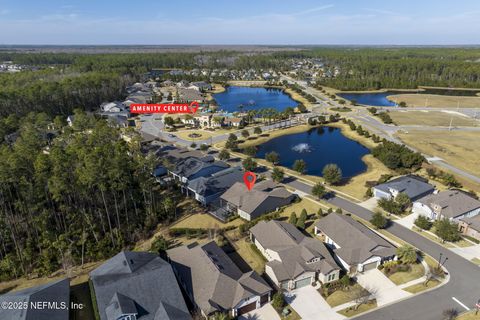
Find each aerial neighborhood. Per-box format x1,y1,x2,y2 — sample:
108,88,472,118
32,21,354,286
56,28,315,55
1,44,480,320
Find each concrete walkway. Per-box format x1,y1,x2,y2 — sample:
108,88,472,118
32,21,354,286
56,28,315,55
356,269,412,306
451,244,480,262
238,303,280,320
398,259,431,289
285,286,345,320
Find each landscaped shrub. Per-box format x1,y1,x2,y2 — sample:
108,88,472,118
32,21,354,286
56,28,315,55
414,215,433,230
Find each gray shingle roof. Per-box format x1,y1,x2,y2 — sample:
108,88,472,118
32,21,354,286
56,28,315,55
0,278,70,320
461,214,480,232
167,241,271,316
173,157,229,180
90,251,190,320
187,166,244,197
250,220,339,281
159,146,204,164
221,180,294,215
418,190,480,219
374,175,434,199
315,214,396,265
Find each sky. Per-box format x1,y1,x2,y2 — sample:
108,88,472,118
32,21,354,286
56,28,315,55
1,0,480,45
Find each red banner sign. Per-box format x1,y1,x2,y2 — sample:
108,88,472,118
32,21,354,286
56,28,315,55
131,101,199,114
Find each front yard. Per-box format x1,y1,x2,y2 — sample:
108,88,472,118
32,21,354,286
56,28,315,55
402,279,441,294
324,283,366,307
385,262,425,285
337,300,378,318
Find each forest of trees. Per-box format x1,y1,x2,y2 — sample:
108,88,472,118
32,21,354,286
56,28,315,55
307,48,480,90
0,111,176,281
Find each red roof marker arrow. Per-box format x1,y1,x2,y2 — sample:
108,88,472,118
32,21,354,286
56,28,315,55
189,101,199,113
243,171,256,191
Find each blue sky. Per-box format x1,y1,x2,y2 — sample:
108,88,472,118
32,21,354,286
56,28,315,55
1,0,480,45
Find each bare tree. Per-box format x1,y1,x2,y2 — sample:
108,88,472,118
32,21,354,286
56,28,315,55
442,308,458,320
352,285,377,310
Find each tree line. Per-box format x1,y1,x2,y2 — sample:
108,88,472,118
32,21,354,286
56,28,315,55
0,111,176,281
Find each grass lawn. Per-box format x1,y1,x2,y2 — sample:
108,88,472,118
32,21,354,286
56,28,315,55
174,130,215,141
278,198,323,219
337,300,377,318
403,279,441,294
388,93,480,108
335,154,394,200
231,237,266,274
396,130,480,177
325,283,365,307
0,261,102,295
456,238,475,248
389,110,479,127
471,258,480,265
284,87,313,108
457,311,480,320
171,213,243,229
387,263,425,285
411,226,455,248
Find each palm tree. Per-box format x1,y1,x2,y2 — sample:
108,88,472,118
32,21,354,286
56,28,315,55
396,245,418,264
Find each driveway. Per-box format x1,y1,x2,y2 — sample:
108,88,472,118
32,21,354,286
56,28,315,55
396,211,419,230
285,286,344,320
238,303,280,320
356,269,411,306
451,244,480,261
358,197,378,211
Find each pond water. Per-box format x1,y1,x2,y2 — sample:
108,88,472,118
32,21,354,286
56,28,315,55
255,127,370,178
338,91,409,107
213,86,298,112
339,88,480,107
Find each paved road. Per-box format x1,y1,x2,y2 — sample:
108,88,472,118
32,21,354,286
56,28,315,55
282,176,480,319
282,75,480,186
139,113,302,146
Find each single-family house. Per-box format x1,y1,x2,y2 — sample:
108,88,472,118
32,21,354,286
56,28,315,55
314,214,396,273
458,215,480,241
162,80,175,87
167,241,272,318
172,156,229,184
220,180,296,221
224,117,246,127
186,166,244,205
413,190,480,222
189,81,212,92
177,88,205,103
373,175,435,201
90,251,190,320
100,101,128,113
176,80,190,88
106,115,129,128
159,146,204,165
0,278,70,320
250,220,341,290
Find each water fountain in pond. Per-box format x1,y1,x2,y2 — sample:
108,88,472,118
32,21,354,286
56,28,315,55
292,143,311,153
